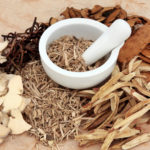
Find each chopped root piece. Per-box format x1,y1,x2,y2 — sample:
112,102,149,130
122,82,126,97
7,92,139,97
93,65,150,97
75,129,108,141
114,104,150,129
0,124,10,138
101,130,117,150
116,127,140,139
122,133,150,150
8,109,31,134
125,99,150,118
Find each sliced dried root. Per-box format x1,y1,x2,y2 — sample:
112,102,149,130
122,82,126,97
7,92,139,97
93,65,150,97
101,130,117,150
114,104,150,130
8,109,31,134
78,57,150,150
122,133,150,150
0,72,31,144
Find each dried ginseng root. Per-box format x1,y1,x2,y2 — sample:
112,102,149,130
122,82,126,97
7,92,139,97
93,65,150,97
76,56,150,150
0,58,31,144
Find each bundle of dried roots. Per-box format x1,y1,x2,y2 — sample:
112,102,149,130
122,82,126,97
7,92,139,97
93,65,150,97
76,56,150,150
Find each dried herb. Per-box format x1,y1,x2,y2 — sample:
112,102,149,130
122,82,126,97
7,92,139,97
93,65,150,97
76,57,150,150
0,17,58,73
1,5,150,73
47,36,106,72
19,60,88,146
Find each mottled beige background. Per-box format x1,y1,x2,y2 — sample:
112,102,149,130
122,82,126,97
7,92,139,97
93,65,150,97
0,0,150,149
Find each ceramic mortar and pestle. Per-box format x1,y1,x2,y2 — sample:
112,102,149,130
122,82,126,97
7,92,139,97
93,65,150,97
39,18,131,89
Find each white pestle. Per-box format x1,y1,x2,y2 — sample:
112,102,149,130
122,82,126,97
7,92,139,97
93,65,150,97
82,19,132,65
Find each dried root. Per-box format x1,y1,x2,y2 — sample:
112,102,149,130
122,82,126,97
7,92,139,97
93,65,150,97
76,57,150,150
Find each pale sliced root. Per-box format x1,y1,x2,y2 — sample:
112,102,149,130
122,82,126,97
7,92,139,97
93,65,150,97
98,93,119,128
114,104,150,129
116,127,140,139
128,56,139,73
75,129,108,141
91,72,124,103
122,133,150,150
101,130,117,150
120,72,136,82
125,99,150,118
132,79,150,97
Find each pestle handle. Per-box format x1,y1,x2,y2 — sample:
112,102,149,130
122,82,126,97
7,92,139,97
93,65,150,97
82,19,131,65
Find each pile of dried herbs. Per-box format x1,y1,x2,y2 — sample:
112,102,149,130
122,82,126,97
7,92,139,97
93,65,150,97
47,36,106,72
0,17,58,73
19,60,88,146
